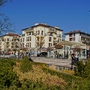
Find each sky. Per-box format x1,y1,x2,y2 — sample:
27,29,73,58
0,0,90,35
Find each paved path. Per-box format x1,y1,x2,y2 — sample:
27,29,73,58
0,55,72,69
31,57,72,68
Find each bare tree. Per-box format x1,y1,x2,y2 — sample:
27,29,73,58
0,0,11,6
0,13,14,35
0,0,14,35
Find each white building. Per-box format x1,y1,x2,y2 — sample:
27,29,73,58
20,23,63,52
0,33,20,53
65,30,90,59
65,30,90,45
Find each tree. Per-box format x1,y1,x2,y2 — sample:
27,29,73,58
0,14,14,35
0,0,14,35
0,0,11,6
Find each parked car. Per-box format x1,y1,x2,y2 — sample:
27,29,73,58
37,52,47,57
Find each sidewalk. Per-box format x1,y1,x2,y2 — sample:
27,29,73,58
31,57,72,68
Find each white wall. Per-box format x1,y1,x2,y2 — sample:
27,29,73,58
31,36,35,48
65,35,69,41
75,33,81,42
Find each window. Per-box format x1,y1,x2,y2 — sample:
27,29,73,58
22,34,25,36
22,43,24,47
69,34,72,37
41,31,43,35
73,38,75,41
23,38,24,42
11,46,14,48
29,37,31,41
50,33,52,36
26,37,29,41
59,39,61,42
21,38,22,42
7,38,9,41
12,42,14,45
36,31,37,34
26,37,31,41
38,30,40,35
49,37,52,42
29,43,31,47
2,38,4,41
69,38,72,41
26,43,29,47
49,43,52,47
57,34,61,37
29,33,31,35
7,42,9,44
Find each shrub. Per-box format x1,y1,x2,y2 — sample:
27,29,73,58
74,61,85,77
0,58,19,89
83,60,90,78
20,56,32,73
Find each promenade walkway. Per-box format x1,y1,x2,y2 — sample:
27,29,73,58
31,57,72,69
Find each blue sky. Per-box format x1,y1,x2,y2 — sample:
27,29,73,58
1,0,90,35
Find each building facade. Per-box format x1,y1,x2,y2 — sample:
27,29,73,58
65,30,90,59
20,23,63,52
0,33,20,53
65,30,90,45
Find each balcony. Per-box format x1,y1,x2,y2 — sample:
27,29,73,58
57,34,61,38
22,34,25,36
69,34,75,38
53,40,58,43
26,30,34,33
48,29,56,34
81,39,85,43
47,33,53,36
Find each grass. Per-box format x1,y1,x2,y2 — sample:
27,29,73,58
13,58,83,90
13,60,66,88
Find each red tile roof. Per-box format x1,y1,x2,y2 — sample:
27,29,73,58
22,23,63,31
5,33,20,37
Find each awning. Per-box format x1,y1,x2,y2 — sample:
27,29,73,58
58,41,86,46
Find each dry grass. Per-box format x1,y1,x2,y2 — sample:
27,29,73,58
13,61,66,87
62,69,74,74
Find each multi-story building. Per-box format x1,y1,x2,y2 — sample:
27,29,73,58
20,23,63,52
65,30,90,45
64,30,90,59
0,33,20,53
